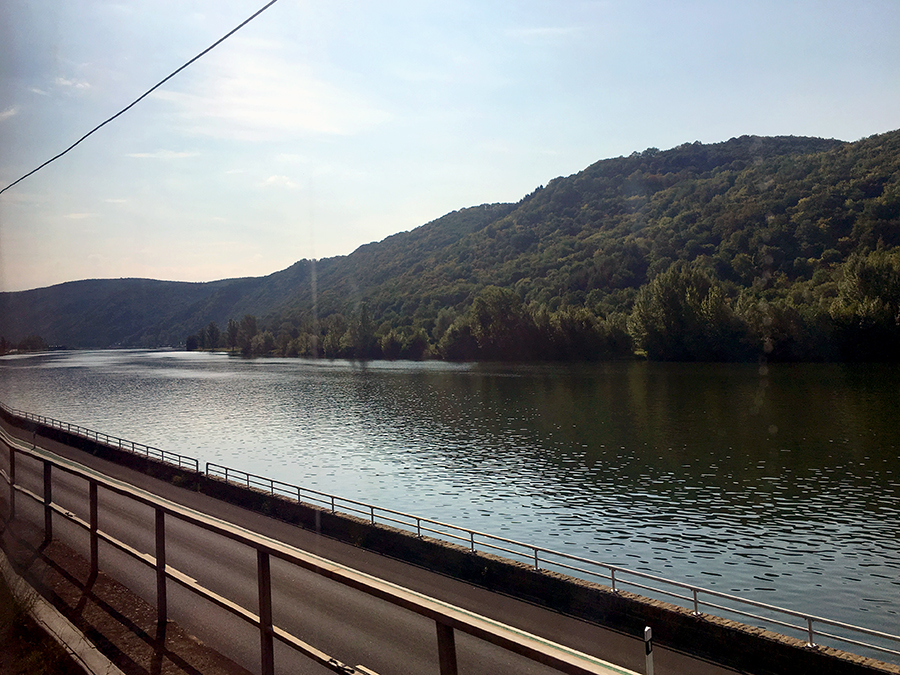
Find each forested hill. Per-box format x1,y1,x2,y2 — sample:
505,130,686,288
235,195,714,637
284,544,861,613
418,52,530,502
2,129,900,361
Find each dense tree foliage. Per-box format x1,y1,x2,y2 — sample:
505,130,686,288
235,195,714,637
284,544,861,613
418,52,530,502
628,263,751,361
0,334,48,354
208,130,898,362
5,130,900,361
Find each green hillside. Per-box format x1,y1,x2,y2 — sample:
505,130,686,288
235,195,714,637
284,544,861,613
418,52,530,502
3,130,900,361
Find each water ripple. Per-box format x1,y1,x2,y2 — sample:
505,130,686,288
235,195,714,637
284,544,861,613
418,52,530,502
2,352,899,640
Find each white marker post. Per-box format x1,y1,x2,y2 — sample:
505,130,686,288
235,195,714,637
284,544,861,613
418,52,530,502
644,626,654,675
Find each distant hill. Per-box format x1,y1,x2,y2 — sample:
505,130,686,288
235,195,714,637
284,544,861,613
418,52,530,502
2,130,899,361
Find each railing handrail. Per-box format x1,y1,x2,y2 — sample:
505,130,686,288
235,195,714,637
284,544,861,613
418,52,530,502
204,468,900,659
4,401,899,662
1,430,636,675
0,401,199,472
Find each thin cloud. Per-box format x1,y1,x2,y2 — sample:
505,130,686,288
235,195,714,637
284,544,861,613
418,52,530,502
152,41,391,141
262,175,298,189
0,106,18,122
29,87,50,96
126,150,200,159
276,153,309,164
55,76,91,90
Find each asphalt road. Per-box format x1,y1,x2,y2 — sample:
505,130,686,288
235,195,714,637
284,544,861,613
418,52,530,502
2,422,738,675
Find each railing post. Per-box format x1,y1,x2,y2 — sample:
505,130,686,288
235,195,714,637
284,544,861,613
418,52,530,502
90,481,99,577
155,508,167,634
436,621,458,675
43,461,52,542
257,549,275,675
644,626,655,675
692,588,700,615
8,448,15,520
534,548,540,571
610,568,617,592
807,617,816,648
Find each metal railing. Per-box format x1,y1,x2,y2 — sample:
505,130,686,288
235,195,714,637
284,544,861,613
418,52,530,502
0,401,198,472
206,462,900,663
3,401,900,664
0,428,636,675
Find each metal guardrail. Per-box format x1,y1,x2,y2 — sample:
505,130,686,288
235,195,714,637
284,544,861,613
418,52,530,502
3,401,899,664
0,401,199,472
0,428,637,675
205,464,900,663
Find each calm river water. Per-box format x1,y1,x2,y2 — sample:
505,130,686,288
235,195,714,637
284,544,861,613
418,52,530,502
1,350,898,647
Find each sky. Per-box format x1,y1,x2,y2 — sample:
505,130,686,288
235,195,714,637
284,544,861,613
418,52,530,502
1,1,899,292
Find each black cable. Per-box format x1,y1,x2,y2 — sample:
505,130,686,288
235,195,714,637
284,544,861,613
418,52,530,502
0,0,281,196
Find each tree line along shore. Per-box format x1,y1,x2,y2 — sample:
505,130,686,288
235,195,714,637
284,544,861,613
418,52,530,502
187,246,900,363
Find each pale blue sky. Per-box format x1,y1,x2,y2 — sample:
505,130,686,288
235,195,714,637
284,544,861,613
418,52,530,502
1,0,899,292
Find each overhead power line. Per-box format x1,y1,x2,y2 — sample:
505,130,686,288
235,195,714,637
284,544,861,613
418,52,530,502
0,0,281,196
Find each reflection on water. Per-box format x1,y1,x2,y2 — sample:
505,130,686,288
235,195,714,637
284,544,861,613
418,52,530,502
2,351,898,639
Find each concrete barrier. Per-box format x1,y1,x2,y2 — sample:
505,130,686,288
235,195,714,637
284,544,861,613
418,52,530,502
2,408,896,675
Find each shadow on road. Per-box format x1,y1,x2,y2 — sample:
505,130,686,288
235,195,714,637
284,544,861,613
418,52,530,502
0,508,252,675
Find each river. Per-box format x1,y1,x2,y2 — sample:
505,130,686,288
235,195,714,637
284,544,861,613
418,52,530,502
1,349,898,652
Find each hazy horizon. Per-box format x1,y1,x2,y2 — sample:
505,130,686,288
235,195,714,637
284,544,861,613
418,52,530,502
2,0,899,292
